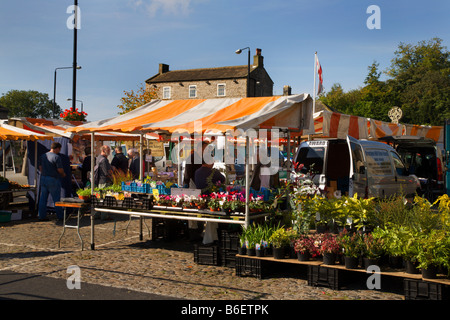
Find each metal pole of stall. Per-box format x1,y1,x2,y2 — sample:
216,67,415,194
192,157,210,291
33,140,38,213
139,133,143,182
287,130,291,180
90,132,95,250
2,140,5,177
244,135,250,228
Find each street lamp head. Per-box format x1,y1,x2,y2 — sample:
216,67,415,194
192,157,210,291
76,66,82,69
235,49,242,54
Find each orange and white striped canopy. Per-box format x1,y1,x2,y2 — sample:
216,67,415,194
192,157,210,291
67,94,315,135
314,110,443,142
0,123,51,141
9,117,157,141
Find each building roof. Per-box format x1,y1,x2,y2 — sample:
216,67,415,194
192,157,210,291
146,65,252,84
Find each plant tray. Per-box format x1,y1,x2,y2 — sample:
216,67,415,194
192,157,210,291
403,279,447,300
194,244,220,266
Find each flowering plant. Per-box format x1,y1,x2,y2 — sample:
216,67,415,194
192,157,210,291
293,234,318,256
318,233,340,255
60,108,87,121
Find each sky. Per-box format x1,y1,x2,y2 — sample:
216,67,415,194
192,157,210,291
0,0,449,122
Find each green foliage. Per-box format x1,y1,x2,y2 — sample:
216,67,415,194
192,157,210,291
319,38,450,126
0,89,61,118
268,226,291,248
76,188,91,196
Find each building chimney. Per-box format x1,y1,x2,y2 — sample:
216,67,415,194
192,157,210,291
253,48,264,67
283,85,292,96
159,63,169,74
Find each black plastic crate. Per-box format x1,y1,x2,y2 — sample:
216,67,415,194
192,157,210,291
221,249,237,268
219,230,241,251
404,279,446,300
236,256,262,279
151,219,187,241
194,244,220,266
103,196,118,208
121,197,154,210
307,265,340,290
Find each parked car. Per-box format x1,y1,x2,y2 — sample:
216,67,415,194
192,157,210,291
293,136,421,199
379,136,445,201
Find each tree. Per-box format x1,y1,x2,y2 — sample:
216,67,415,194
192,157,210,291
386,38,450,125
0,90,61,118
320,38,450,126
116,83,158,115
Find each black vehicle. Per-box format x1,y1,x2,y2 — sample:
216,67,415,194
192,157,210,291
380,136,445,201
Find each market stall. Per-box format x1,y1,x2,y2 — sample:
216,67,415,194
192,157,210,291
0,122,52,213
65,94,315,249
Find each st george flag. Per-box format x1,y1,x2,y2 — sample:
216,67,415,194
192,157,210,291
316,54,323,95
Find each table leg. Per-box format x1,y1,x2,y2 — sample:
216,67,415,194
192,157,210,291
139,216,143,241
76,208,84,251
58,208,67,248
90,208,95,250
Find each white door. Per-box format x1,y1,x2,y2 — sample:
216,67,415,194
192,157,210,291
346,136,367,198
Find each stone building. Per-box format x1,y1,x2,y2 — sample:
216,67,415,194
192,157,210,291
145,48,274,99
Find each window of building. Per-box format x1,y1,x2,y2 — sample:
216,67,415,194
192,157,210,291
217,84,226,97
189,85,197,98
163,86,171,99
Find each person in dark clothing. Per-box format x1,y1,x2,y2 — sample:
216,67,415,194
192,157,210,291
194,161,225,194
80,147,93,188
128,149,141,180
94,145,113,188
38,142,66,221
111,146,129,175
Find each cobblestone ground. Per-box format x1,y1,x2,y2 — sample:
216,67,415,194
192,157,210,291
0,214,404,300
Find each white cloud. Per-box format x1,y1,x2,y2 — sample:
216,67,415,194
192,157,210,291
129,0,194,17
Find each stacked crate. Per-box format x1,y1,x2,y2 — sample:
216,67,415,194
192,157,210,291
218,229,240,268
193,243,220,266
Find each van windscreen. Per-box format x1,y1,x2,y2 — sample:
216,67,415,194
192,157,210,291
295,147,325,174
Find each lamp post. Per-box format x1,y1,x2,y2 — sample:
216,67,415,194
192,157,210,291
53,65,81,119
67,98,84,112
72,0,79,112
235,47,250,97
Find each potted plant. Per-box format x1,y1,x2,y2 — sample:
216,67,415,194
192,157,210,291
397,227,421,274
76,188,91,200
318,233,340,265
417,230,449,279
269,227,290,259
238,229,247,255
362,232,384,270
293,234,315,261
207,197,221,211
338,229,363,269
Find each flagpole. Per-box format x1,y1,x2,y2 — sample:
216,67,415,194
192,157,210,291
309,52,317,141
313,51,317,116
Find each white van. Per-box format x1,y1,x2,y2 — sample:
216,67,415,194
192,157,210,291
293,136,420,199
